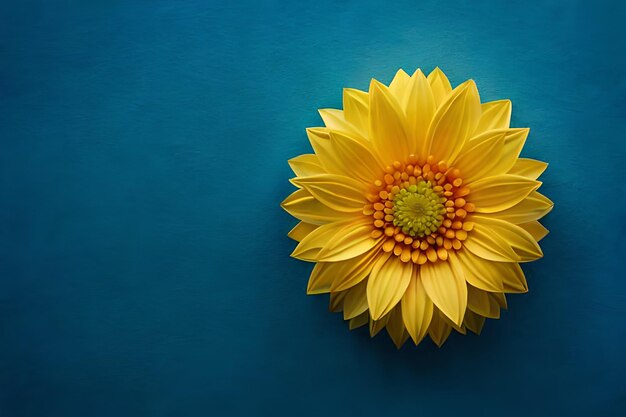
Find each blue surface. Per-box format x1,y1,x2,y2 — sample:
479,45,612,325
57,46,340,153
1,0,625,415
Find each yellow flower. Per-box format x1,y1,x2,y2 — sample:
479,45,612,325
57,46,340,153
282,68,553,348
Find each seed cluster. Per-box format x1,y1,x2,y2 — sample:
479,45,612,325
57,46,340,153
363,155,475,264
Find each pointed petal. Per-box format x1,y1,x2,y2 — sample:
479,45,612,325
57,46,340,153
309,244,381,294
367,253,413,320
343,279,369,319
501,266,528,293
491,292,508,309
369,314,390,337
281,188,352,225
388,69,412,108
349,311,369,330
291,220,351,261
331,244,383,291
306,126,331,146
368,79,410,164
463,310,486,335
287,222,318,242
386,304,407,349
500,128,530,172
467,285,500,318
463,220,520,262
342,88,369,138
454,130,506,182
329,130,384,183
439,313,466,335
425,80,481,163
306,127,349,176
472,215,543,262
401,271,434,344
329,290,346,313
420,257,467,326
427,67,452,107
474,99,511,134
518,220,549,241
307,262,335,294
288,154,325,177
318,217,383,262
292,174,367,213
456,249,511,292
305,128,344,177
508,158,548,180
490,191,554,224
428,309,453,347
318,109,365,140
461,128,530,182
469,174,541,213
406,69,436,159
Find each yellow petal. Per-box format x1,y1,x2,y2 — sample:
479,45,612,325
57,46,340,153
420,256,467,326
318,217,382,262
428,309,452,347
461,128,530,182
490,292,508,309
287,222,318,242
306,126,330,143
508,158,548,180
499,128,530,173
307,262,335,294
490,191,554,224
349,311,369,330
518,220,549,241
342,88,369,138
388,69,412,108
280,188,346,224
331,245,383,291
281,188,351,225
469,174,541,213
292,174,367,213
427,67,452,107
366,253,413,320
306,127,347,176
401,272,434,344
501,265,528,293
454,130,506,182
472,215,543,262
463,310,486,335
288,154,325,177
406,69,436,160
329,130,384,183
461,255,525,294
291,219,351,261
467,285,500,318
463,220,520,262
329,290,346,312
318,108,365,140
369,313,390,337
368,79,410,164
308,244,381,294
474,99,511,134
385,304,407,349
455,249,504,292
305,128,338,176
343,279,369,319
425,80,481,163
439,313,466,335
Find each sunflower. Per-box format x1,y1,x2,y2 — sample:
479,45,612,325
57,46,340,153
282,68,552,348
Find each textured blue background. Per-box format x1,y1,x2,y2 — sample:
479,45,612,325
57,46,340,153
1,0,625,415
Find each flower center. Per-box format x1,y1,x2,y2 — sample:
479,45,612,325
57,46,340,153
392,182,445,237
364,155,476,264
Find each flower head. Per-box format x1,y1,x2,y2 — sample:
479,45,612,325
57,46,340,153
282,68,552,348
